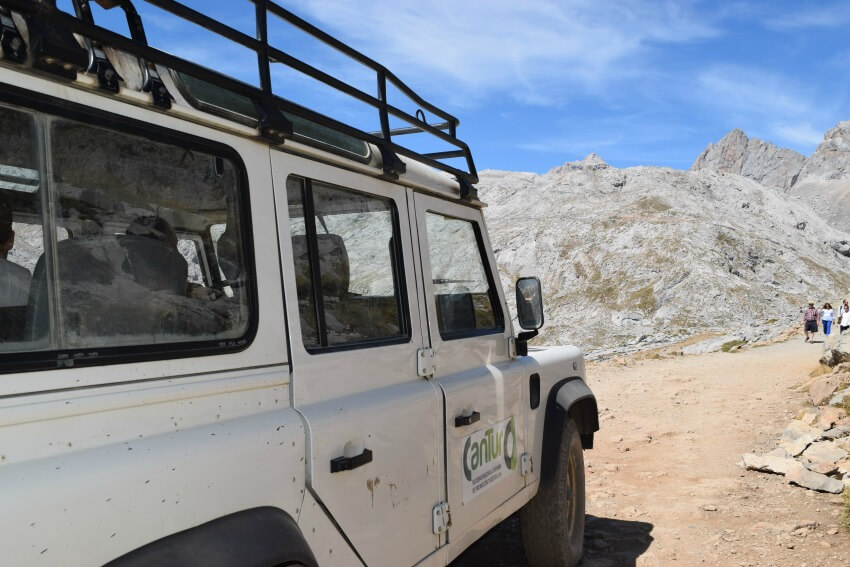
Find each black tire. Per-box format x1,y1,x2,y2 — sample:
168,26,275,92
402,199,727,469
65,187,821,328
520,417,585,567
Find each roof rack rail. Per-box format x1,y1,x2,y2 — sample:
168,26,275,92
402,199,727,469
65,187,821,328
0,0,479,184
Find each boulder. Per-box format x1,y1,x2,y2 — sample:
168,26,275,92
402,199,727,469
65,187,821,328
828,388,850,407
809,376,843,406
742,453,797,475
786,463,845,493
801,411,819,426
802,441,848,464
820,336,850,367
832,362,850,374
801,459,839,475
822,426,850,439
818,407,848,430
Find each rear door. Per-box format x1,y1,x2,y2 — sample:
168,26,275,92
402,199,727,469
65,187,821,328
412,192,530,541
272,154,443,567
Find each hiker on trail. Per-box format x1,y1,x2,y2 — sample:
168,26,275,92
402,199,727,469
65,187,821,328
821,302,834,336
803,301,819,342
841,300,850,334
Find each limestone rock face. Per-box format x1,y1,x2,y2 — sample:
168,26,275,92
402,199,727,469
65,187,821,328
797,121,850,182
690,129,806,190
480,156,850,356
786,121,850,232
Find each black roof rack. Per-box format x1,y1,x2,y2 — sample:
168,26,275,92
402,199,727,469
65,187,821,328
0,0,479,184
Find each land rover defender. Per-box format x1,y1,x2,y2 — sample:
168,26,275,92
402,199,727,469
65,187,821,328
0,1,598,565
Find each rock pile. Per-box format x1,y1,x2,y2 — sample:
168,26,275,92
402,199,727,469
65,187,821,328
742,363,850,494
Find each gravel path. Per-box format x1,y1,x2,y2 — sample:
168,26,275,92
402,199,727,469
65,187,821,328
453,336,850,566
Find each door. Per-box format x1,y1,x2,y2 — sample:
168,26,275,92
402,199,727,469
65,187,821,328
412,192,529,540
272,154,443,567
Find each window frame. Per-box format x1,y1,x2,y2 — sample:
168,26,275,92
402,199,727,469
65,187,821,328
288,175,412,354
0,83,259,374
424,211,505,342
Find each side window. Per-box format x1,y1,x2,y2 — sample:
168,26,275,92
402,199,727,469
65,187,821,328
0,107,42,347
425,212,502,339
0,102,254,362
287,176,408,350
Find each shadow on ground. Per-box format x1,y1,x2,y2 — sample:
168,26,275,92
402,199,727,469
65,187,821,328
449,514,654,567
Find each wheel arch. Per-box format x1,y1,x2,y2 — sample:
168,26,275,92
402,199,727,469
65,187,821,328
540,377,599,483
104,507,318,567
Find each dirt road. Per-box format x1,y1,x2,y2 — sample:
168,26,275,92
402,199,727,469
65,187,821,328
453,337,850,566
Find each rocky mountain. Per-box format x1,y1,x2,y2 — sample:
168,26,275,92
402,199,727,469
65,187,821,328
690,129,806,190
692,122,850,233
787,121,850,232
480,154,850,357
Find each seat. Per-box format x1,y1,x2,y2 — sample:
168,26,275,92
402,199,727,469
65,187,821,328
118,234,188,295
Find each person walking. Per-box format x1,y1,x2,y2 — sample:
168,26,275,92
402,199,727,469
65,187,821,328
841,300,850,334
803,301,819,342
821,302,835,336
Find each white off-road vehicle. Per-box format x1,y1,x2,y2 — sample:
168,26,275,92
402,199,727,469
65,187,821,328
0,1,598,566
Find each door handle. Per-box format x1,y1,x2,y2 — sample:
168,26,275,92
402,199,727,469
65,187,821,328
454,410,480,427
330,448,373,473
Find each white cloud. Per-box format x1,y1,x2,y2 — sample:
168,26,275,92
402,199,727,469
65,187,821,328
288,0,719,107
763,3,850,30
696,65,813,117
771,122,824,146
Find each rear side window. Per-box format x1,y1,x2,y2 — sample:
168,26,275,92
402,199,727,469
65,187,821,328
0,103,253,366
287,176,408,350
425,212,502,339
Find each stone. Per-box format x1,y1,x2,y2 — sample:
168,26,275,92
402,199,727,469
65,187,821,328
801,459,839,476
822,426,850,440
701,504,717,511
818,407,848,430
832,362,850,374
801,411,819,426
829,388,850,407
836,459,850,474
809,376,843,406
780,422,820,456
741,453,796,475
786,463,845,493
802,441,848,464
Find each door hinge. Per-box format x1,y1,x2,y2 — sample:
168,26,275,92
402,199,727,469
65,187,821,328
432,501,451,535
520,453,533,477
417,348,436,377
507,337,517,359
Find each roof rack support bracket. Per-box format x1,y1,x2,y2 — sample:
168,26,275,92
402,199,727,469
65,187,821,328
0,7,26,63
255,99,292,144
378,144,406,180
458,178,478,201
24,3,88,80
143,65,171,108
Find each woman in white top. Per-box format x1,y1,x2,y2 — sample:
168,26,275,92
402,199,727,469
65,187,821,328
821,303,835,336
841,300,850,334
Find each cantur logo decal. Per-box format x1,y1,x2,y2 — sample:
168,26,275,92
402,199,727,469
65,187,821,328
461,416,518,503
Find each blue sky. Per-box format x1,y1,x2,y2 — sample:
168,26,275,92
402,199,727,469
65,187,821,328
69,1,850,175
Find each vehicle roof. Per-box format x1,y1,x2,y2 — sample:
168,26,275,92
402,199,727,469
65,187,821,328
0,0,484,205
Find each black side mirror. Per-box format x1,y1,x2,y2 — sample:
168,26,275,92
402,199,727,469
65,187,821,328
515,277,544,356
516,276,544,330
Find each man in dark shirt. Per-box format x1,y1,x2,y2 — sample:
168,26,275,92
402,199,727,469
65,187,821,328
803,300,819,342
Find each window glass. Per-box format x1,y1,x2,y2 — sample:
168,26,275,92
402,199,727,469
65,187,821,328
0,103,253,360
0,107,42,348
288,177,406,349
425,212,500,337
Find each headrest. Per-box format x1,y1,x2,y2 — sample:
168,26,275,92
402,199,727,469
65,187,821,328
291,233,349,297
119,234,188,295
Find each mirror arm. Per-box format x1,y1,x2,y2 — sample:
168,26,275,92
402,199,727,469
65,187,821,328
515,329,538,357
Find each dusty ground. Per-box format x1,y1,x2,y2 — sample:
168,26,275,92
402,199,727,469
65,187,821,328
453,336,850,566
